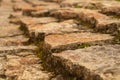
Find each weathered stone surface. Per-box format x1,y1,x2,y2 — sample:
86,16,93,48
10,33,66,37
9,11,23,18
0,35,28,46
0,0,64,80
50,8,78,19
60,0,118,8
18,65,51,80
25,0,59,6
52,45,120,80
13,0,60,16
60,0,87,7
20,17,58,25
0,25,22,37
101,6,120,16
10,16,58,24
45,32,113,52
50,8,108,22
11,0,23,3
0,46,36,53
50,8,120,33
20,19,79,38
29,5,60,17
99,1,120,16
13,1,32,11
1,0,120,80
18,17,59,36
32,20,79,35
5,55,52,80
95,19,120,33
0,57,6,76
22,0,60,16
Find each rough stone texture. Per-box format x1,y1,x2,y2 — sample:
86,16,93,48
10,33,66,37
13,0,60,16
5,55,52,80
60,0,119,9
52,45,120,80
101,6,120,16
45,32,113,52
19,17,58,25
0,25,22,37
50,8,120,33
0,46,36,54
10,16,58,26
99,1,120,16
0,35,28,46
0,0,62,80
24,0,60,6
29,3,60,17
29,20,79,35
13,1,32,11
1,0,120,80
19,19,80,39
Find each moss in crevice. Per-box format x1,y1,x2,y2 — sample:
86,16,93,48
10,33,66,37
76,18,96,29
110,15,120,19
113,31,120,44
31,11,50,18
36,41,45,59
74,3,99,10
51,43,91,53
74,4,82,8
19,23,29,37
41,52,77,80
77,43,91,48
116,0,120,1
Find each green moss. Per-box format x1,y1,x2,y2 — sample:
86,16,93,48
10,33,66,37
36,41,45,59
74,3,98,10
75,4,81,8
111,15,120,19
78,43,91,48
113,31,120,44
116,0,120,1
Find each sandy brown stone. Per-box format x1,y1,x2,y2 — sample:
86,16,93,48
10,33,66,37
5,55,52,80
20,17,58,25
32,20,79,35
97,1,120,16
52,45,120,80
30,4,60,17
13,1,32,11
0,25,22,37
1,0,120,80
0,35,28,46
20,19,79,39
45,32,113,52
0,46,36,54
0,57,6,76
51,8,120,33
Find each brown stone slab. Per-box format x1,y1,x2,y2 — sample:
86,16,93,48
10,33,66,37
0,35,28,46
51,8,120,33
0,25,22,37
20,19,79,38
32,20,79,35
45,32,113,52
5,54,52,80
20,17,58,25
0,46,36,54
52,45,120,80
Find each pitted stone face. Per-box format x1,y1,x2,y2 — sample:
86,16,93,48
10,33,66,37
52,45,120,80
19,17,58,25
1,0,120,80
50,8,120,33
45,32,113,52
